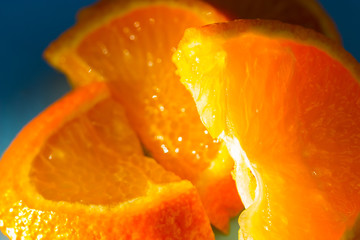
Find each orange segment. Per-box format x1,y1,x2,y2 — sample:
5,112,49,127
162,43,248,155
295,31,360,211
0,82,214,239
204,0,341,42
174,19,360,239
30,99,147,205
44,0,242,232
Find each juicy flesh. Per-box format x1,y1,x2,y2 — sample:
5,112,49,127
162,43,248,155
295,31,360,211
75,6,224,181
229,35,360,238
45,4,242,232
175,31,360,239
30,99,177,205
225,34,360,215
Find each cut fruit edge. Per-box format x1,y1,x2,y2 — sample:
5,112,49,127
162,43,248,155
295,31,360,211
204,0,341,42
1,182,214,240
0,82,214,239
43,0,229,87
0,82,170,211
173,19,360,235
43,0,241,233
295,0,341,42
174,19,360,143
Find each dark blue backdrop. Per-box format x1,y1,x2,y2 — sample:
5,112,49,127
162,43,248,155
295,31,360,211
0,1,359,239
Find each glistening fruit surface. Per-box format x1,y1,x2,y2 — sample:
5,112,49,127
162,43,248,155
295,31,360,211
0,83,214,240
174,19,360,239
44,0,242,232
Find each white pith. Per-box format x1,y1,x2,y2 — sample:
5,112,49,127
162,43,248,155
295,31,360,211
219,131,261,209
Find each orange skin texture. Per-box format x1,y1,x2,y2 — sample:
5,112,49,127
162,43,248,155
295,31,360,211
0,184,214,240
0,82,215,240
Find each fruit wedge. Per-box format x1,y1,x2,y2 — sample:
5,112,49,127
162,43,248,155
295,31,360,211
44,0,242,232
174,19,360,239
0,82,214,240
204,0,340,42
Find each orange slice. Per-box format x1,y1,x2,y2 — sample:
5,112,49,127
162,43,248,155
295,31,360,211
0,82,214,239
204,0,341,42
44,0,242,232
174,19,360,239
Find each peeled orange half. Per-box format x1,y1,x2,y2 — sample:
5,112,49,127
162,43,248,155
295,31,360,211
174,19,360,239
0,82,214,239
44,0,242,232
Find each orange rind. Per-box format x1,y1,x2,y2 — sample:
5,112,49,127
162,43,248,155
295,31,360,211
0,82,214,239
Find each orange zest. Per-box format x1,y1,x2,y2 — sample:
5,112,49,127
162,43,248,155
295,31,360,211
174,19,360,239
0,82,214,239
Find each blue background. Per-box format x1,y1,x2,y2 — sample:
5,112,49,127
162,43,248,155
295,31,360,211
0,1,359,239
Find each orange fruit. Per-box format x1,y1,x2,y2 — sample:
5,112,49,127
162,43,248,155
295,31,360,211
44,0,242,232
204,0,341,42
173,19,360,239
0,82,215,240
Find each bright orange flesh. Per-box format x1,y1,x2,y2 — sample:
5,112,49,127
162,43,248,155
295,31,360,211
174,20,360,239
31,99,147,205
75,6,223,180
44,0,242,232
0,82,215,239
